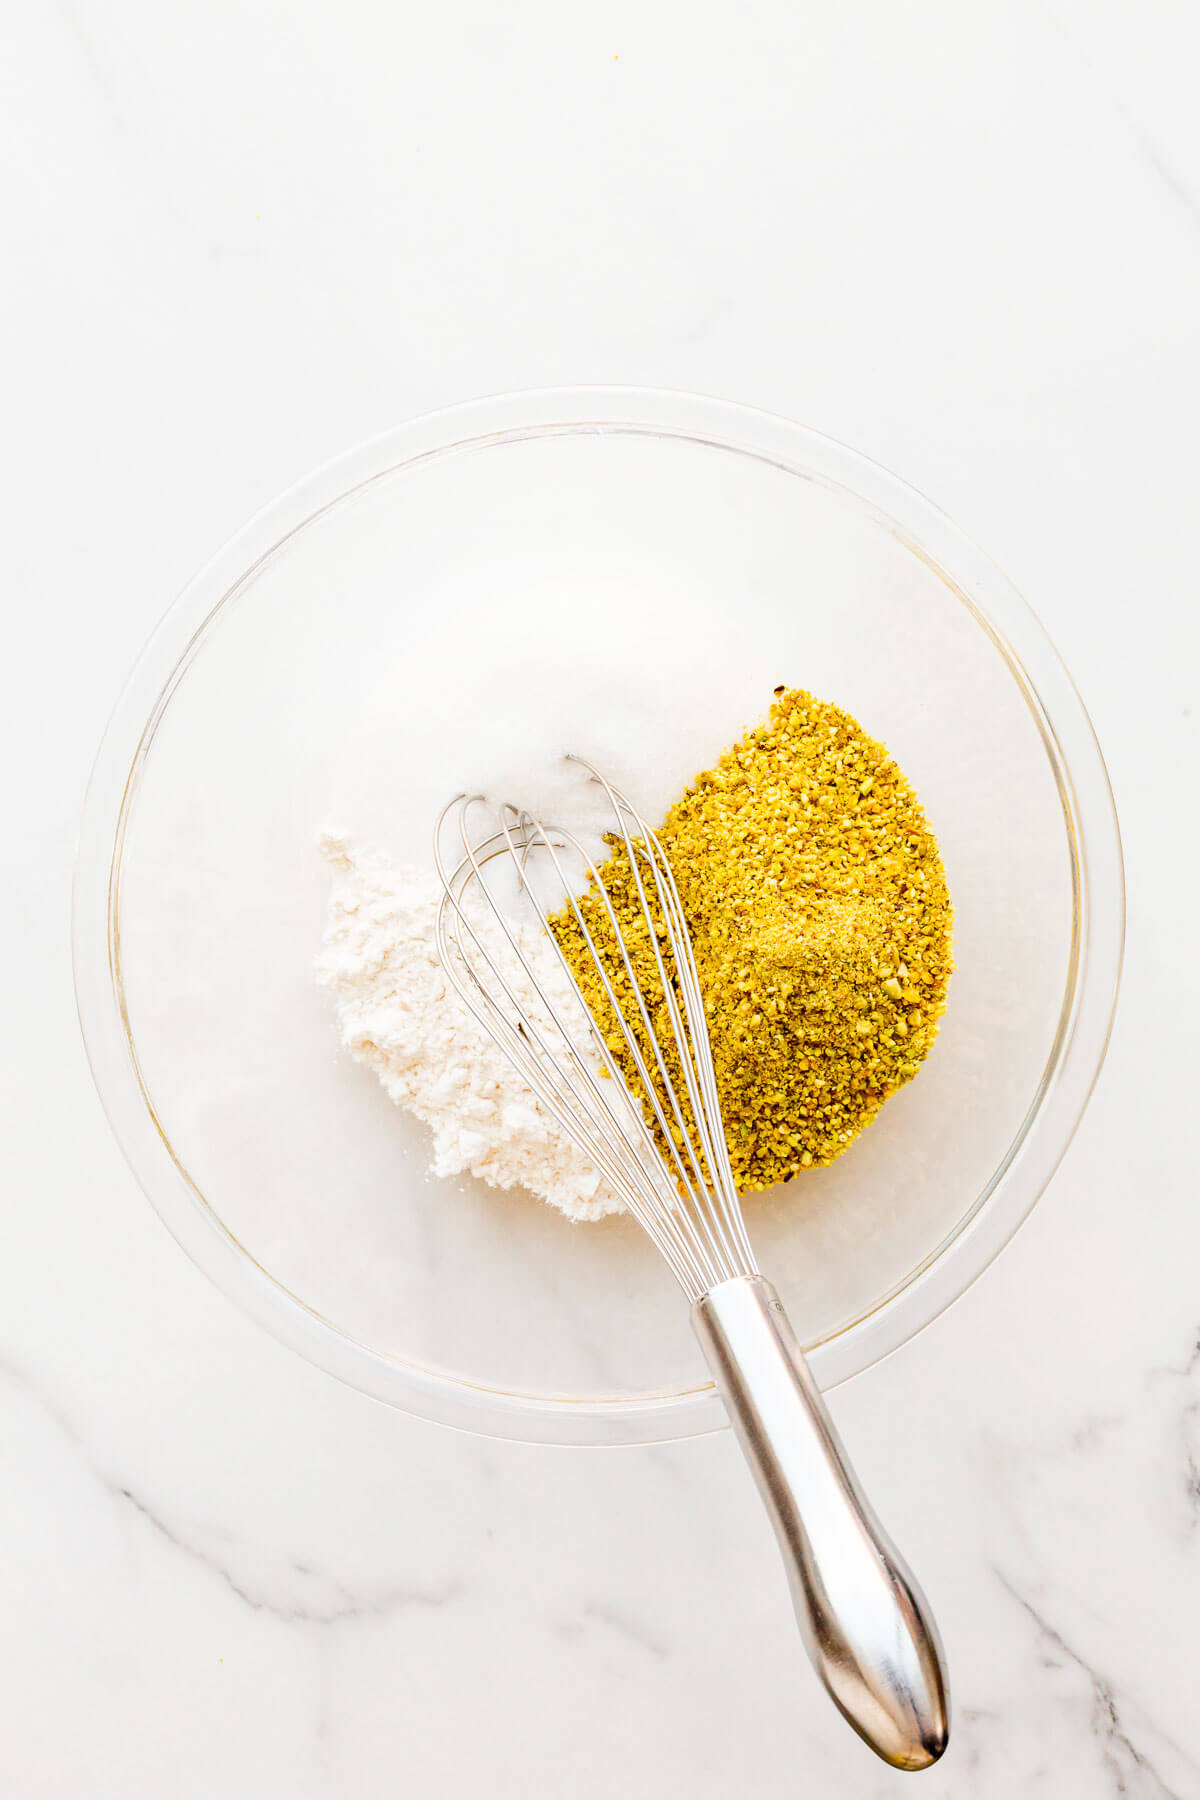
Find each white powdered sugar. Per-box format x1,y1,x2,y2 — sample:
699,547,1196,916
315,828,626,1222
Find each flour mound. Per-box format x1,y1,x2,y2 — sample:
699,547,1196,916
316,830,625,1222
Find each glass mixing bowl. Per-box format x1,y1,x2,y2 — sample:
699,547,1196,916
74,389,1123,1445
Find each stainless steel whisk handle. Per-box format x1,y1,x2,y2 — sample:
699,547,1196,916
693,1276,949,1770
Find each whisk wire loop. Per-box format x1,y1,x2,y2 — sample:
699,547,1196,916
433,801,714,1294
503,809,735,1288
433,773,761,1298
569,759,755,1275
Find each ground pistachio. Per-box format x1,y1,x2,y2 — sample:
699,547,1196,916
549,688,953,1190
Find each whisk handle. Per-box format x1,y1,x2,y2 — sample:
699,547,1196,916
693,1275,949,1770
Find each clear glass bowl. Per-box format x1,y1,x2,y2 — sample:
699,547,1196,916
73,389,1123,1446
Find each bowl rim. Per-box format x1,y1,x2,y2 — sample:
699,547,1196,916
73,385,1125,1446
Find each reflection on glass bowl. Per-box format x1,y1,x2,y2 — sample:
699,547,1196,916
73,389,1123,1446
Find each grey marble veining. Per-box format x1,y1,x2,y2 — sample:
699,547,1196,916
5,0,1199,1792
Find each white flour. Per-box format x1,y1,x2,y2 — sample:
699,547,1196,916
316,829,626,1222
316,621,779,1221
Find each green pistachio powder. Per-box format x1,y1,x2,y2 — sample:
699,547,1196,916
550,688,953,1189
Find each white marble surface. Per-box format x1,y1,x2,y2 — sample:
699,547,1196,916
4,0,1199,1791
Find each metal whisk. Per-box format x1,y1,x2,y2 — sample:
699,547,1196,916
434,760,949,1770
